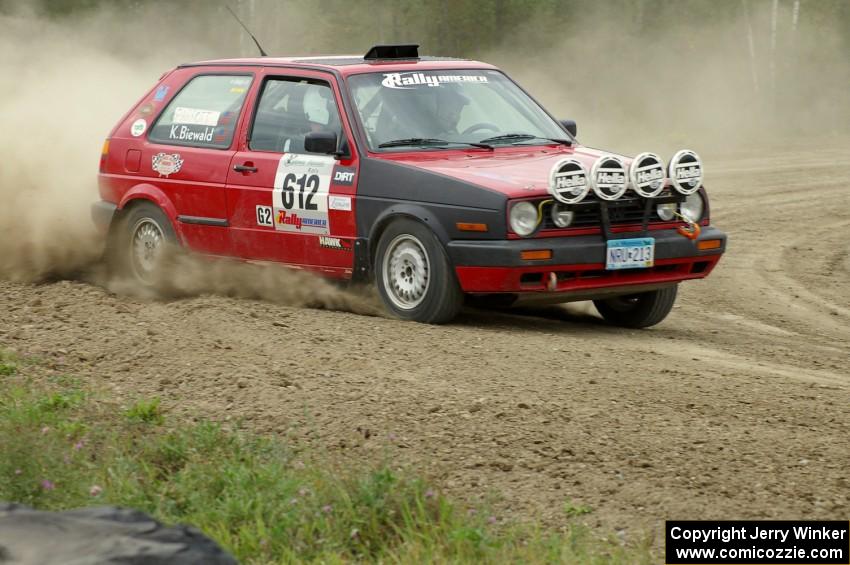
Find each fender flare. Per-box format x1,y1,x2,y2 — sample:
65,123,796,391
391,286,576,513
367,203,452,260
116,183,184,242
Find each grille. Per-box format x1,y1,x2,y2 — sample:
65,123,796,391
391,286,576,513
540,190,680,231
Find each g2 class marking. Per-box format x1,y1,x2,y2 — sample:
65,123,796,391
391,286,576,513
256,205,273,227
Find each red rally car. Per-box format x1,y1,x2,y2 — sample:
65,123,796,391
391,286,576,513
94,44,726,326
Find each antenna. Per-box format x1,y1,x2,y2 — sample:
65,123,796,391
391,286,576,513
226,5,268,57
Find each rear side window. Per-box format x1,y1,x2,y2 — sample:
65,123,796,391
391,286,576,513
149,74,253,149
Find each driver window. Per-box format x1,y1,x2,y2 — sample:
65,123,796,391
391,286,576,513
250,77,342,153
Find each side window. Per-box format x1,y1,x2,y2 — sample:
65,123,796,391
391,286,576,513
149,74,253,149
250,77,342,153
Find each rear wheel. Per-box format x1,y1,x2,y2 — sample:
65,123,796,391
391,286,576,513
375,219,463,324
593,285,678,328
108,202,177,286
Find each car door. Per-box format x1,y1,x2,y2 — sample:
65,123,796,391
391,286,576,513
225,69,359,277
144,69,256,256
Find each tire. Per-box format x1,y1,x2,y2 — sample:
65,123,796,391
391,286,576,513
593,285,678,328
107,201,178,286
374,218,463,323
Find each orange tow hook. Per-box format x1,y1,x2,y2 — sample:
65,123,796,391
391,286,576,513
677,222,701,240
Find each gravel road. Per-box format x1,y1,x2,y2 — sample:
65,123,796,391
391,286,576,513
1,143,848,545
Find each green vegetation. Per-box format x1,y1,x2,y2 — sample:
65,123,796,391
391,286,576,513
124,397,164,425
0,349,652,563
0,349,17,376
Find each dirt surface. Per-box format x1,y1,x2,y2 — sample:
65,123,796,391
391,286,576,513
1,143,848,547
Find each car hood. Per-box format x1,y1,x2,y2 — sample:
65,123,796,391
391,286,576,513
380,145,630,199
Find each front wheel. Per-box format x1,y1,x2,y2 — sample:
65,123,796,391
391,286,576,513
374,219,463,324
593,285,678,328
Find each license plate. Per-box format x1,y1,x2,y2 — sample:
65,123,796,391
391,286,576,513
606,237,655,270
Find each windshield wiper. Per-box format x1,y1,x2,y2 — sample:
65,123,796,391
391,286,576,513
478,133,572,146
378,137,493,150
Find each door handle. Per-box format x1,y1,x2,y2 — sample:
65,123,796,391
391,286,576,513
233,164,258,173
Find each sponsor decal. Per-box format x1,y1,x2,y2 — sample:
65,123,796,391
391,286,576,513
218,111,233,125
214,127,228,143
130,118,147,137
548,158,590,204
275,210,328,231
668,149,703,195
328,195,352,212
138,103,155,116
230,87,246,94
590,155,628,201
332,166,356,186
153,85,169,101
629,152,666,197
256,205,273,227
381,72,489,89
169,124,216,143
173,107,221,127
230,77,250,87
272,153,335,235
151,152,183,177
318,236,351,251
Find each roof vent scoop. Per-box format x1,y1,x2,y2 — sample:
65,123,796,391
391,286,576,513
364,44,420,60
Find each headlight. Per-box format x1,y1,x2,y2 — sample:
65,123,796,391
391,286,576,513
680,192,704,223
550,204,574,228
657,202,677,221
509,201,539,236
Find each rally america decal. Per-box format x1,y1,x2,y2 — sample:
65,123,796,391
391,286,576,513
381,72,489,89
272,153,334,235
151,152,183,177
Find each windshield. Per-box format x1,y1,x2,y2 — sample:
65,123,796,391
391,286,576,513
347,69,569,151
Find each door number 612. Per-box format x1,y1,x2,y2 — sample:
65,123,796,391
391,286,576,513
281,173,320,211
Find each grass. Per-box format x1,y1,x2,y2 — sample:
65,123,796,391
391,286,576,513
0,349,17,376
0,347,653,564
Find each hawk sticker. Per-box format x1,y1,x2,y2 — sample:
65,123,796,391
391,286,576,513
272,153,335,235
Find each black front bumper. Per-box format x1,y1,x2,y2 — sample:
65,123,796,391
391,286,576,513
447,226,727,267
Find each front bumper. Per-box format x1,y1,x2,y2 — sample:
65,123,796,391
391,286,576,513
448,226,726,295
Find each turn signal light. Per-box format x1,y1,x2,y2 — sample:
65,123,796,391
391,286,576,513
520,249,552,261
697,239,722,250
99,139,110,172
456,222,488,232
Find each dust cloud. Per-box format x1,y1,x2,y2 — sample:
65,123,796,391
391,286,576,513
0,4,381,314
485,1,850,158
0,6,201,282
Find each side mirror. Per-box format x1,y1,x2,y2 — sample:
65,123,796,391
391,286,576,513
304,131,338,155
560,119,577,138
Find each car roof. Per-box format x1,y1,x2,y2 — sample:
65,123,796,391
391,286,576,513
178,55,498,76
